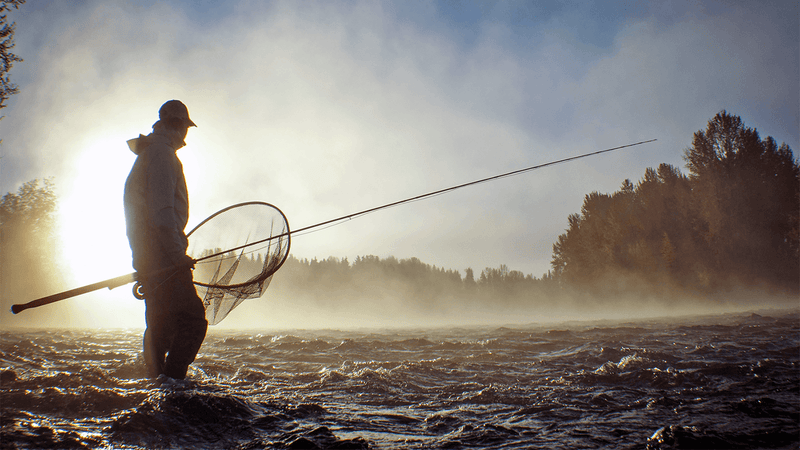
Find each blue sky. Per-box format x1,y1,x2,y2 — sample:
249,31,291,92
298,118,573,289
0,0,797,326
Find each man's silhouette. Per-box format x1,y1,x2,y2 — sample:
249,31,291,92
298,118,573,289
124,100,207,379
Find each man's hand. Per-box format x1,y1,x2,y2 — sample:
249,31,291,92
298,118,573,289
181,254,196,269
171,253,195,269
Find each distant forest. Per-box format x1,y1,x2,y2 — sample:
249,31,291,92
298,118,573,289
266,254,562,311
2,111,798,311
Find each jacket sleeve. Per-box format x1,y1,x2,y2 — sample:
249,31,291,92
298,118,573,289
146,150,189,266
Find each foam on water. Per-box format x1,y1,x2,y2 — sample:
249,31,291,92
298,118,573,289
1,310,798,449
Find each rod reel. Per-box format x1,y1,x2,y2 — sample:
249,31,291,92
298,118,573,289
132,281,145,300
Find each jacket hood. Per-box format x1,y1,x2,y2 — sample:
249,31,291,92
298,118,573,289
126,134,149,155
126,126,186,155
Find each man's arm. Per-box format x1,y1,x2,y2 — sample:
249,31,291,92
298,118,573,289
147,151,191,267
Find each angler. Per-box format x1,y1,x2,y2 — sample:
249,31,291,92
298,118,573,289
124,100,207,380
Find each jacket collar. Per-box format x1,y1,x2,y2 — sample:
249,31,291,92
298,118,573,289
151,122,187,151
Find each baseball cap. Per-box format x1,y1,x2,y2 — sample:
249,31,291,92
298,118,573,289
159,100,197,127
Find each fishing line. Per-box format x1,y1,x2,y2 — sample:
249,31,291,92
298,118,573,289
288,139,657,235
196,139,656,263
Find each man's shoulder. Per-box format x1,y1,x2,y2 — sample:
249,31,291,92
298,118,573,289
148,134,175,151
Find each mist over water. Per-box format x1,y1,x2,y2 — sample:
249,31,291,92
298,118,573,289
3,269,797,331
1,309,797,449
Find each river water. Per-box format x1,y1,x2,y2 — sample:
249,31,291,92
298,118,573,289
1,310,798,449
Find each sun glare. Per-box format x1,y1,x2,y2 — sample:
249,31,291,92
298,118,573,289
58,133,135,285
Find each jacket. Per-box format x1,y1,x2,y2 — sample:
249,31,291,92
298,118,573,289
123,124,190,274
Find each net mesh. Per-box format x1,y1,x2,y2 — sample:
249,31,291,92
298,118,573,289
186,202,290,325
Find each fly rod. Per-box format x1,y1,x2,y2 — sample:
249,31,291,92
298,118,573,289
10,138,656,314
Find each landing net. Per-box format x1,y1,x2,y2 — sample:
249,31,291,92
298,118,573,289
187,202,290,325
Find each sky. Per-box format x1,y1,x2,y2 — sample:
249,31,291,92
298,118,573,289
0,0,797,328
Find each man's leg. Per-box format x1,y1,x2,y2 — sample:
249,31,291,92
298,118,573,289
143,280,170,378
143,327,166,378
162,268,208,380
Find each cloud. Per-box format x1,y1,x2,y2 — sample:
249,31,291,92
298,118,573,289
573,4,798,153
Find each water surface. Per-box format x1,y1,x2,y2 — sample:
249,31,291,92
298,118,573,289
1,311,798,449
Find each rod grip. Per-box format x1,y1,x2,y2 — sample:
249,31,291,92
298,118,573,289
10,273,137,314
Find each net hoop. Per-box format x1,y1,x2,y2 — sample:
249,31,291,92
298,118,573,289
187,201,291,289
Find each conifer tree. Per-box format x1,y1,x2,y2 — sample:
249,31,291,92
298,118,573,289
0,0,24,112
552,111,798,297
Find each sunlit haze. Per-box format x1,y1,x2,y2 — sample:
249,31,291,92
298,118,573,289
0,1,797,329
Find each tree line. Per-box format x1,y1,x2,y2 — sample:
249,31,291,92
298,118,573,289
2,112,797,310
264,254,561,310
